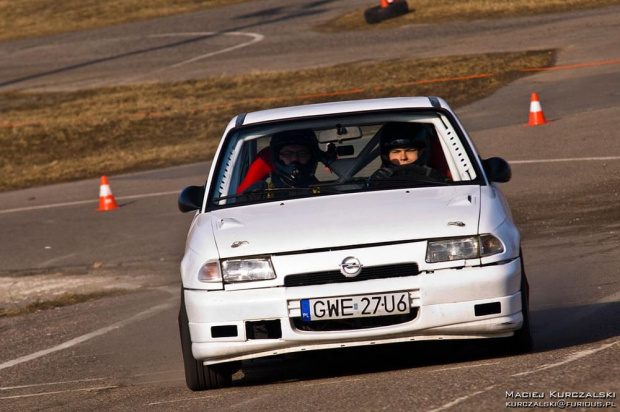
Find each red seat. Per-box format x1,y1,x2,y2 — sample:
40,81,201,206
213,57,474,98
237,147,275,194
428,135,452,179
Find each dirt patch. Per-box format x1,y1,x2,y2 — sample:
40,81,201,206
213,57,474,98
0,290,129,317
0,261,179,315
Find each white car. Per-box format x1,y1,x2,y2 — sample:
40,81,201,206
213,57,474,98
178,96,532,391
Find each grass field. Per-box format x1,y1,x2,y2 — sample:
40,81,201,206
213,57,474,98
0,51,554,191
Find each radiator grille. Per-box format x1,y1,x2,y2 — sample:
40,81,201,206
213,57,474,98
284,263,419,287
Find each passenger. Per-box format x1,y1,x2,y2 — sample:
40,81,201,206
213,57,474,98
244,129,321,193
370,122,447,182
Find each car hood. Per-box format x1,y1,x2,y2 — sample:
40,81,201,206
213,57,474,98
206,186,481,258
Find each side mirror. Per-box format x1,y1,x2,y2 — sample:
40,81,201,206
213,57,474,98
178,186,205,213
482,157,511,183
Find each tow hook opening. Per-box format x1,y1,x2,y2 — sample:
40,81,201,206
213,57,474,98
245,320,282,339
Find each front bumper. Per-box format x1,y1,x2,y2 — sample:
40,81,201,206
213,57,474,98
185,258,523,365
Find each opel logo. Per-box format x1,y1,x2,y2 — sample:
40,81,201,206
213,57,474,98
339,256,363,277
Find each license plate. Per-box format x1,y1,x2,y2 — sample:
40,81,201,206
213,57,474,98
300,292,410,322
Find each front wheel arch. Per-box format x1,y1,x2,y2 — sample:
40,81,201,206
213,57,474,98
179,290,239,391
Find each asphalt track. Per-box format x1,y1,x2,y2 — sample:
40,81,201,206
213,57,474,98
0,1,619,410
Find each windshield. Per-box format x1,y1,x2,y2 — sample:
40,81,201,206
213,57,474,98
208,110,483,208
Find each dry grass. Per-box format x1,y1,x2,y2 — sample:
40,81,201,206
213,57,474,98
0,0,252,42
0,50,554,191
0,290,127,317
320,0,620,32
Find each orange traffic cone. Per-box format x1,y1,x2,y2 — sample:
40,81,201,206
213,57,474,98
97,175,119,211
380,0,402,7
525,92,550,126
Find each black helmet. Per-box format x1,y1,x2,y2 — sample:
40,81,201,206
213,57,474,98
379,122,430,167
270,129,320,186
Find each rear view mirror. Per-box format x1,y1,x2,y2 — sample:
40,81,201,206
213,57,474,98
178,185,205,212
316,125,362,143
482,157,511,183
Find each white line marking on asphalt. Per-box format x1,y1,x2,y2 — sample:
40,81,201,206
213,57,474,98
511,339,619,377
0,297,176,371
302,378,362,387
121,31,264,83
0,190,178,214
426,338,619,411
510,156,620,164
0,378,106,391
148,32,264,69
431,362,500,373
88,31,264,87
147,392,238,406
0,386,119,400
427,385,497,412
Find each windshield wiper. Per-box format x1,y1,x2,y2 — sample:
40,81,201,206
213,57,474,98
212,186,342,202
366,177,450,188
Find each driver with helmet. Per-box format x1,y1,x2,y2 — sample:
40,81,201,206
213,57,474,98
370,122,447,182
244,129,321,194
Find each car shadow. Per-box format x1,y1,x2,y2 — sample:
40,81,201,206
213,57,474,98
231,301,619,388
234,340,492,388
529,300,620,352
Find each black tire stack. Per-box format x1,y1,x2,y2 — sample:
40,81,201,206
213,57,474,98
364,1,409,24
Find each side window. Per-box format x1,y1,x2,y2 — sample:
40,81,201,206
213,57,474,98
233,139,254,191
236,136,273,194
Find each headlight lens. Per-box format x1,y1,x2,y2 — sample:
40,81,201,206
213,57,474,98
426,235,504,263
479,234,504,256
198,261,222,283
222,258,276,283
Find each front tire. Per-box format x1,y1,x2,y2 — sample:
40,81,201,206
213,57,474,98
179,290,238,391
501,253,534,355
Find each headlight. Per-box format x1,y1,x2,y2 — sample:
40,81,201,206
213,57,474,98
198,261,222,283
222,258,276,283
426,235,504,263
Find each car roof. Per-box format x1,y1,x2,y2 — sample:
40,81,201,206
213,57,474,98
241,96,446,125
